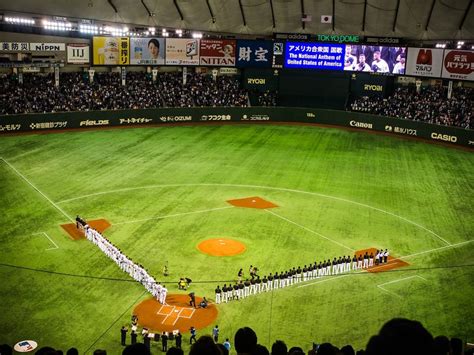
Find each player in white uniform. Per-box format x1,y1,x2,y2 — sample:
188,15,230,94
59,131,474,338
159,285,168,304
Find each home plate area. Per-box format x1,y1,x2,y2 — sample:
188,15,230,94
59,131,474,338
157,305,195,326
133,294,218,333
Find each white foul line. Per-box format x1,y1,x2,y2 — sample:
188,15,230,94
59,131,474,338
377,275,425,287
265,209,354,252
377,275,427,298
34,232,59,250
1,158,74,222
54,183,449,246
112,206,234,226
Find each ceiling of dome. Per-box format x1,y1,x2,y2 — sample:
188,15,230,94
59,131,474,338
1,0,472,40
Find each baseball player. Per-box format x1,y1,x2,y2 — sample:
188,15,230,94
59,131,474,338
273,272,279,289
369,253,374,267
215,285,222,304
244,279,251,297
160,285,168,304
363,252,369,268
267,273,273,291
222,284,228,303
357,254,363,269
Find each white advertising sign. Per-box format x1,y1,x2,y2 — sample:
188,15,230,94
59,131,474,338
30,43,66,51
405,48,443,78
67,44,90,64
441,49,474,81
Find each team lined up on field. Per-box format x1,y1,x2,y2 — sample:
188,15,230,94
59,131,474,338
214,249,389,304
78,216,168,305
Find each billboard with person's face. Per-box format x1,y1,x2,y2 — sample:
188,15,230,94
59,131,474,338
130,38,165,65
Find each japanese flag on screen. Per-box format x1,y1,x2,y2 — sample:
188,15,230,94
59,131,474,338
321,15,332,23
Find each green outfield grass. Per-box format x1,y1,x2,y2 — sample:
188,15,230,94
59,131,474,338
0,124,473,354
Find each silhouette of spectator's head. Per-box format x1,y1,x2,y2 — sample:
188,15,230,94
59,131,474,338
433,335,450,355
317,343,337,355
166,347,184,355
450,337,463,355
66,348,79,355
234,327,257,354
365,318,434,355
341,345,355,355
122,343,150,355
271,340,287,355
288,346,305,354
254,344,269,355
0,344,13,355
189,335,221,355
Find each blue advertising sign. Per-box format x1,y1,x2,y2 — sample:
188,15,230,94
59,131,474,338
284,42,345,70
236,40,272,68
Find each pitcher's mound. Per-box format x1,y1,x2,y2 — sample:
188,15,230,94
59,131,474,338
227,196,278,209
60,219,111,240
133,294,218,333
198,238,246,256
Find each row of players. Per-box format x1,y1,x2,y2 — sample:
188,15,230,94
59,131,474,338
214,249,390,303
80,217,168,304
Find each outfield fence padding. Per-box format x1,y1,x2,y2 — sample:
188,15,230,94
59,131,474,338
0,107,473,147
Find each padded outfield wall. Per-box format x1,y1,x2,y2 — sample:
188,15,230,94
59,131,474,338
0,107,472,147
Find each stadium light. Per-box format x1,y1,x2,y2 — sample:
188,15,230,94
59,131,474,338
43,19,72,31
176,29,183,37
103,25,128,36
79,24,99,34
457,41,464,45
192,32,202,39
5,16,35,25
148,27,155,35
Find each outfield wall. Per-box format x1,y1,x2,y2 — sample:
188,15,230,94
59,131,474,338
0,107,473,147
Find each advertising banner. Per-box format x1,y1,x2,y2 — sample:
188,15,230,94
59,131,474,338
199,39,236,66
343,45,406,74
130,38,165,65
30,43,66,52
93,37,130,65
236,40,272,68
165,39,200,65
284,42,345,70
441,49,474,81
405,48,443,78
0,42,65,52
67,44,90,64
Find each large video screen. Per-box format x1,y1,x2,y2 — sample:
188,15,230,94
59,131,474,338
343,45,406,74
284,42,407,75
284,42,345,70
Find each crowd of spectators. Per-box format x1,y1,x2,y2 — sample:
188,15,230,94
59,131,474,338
0,72,249,115
1,318,472,355
257,90,278,107
350,86,473,129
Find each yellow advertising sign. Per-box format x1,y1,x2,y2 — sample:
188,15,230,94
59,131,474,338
93,37,130,65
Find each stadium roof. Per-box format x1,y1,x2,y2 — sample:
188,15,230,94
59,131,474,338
2,0,473,40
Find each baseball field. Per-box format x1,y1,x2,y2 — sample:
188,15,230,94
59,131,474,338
0,123,473,354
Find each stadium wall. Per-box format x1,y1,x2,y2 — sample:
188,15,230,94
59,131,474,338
0,107,472,147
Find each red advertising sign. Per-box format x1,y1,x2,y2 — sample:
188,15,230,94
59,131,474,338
199,39,236,66
441,50,474,81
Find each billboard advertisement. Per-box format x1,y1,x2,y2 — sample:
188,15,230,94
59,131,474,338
441,49,474,81
284,42,345,70
272,41,284,69
199,39,236,66
236,40,272,68
405,48,443,78
165,39,200,65
130,38,165,65
67,44,90,64
93,37,129,65
343,45,406,74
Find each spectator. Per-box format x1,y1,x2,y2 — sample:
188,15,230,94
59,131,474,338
350,86,473,129
365,318,434,355
271,340,287,355
189,335,222,355
234,326,258,354
0,72,248,115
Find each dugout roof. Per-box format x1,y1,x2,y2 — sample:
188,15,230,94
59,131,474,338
2,0,473,40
